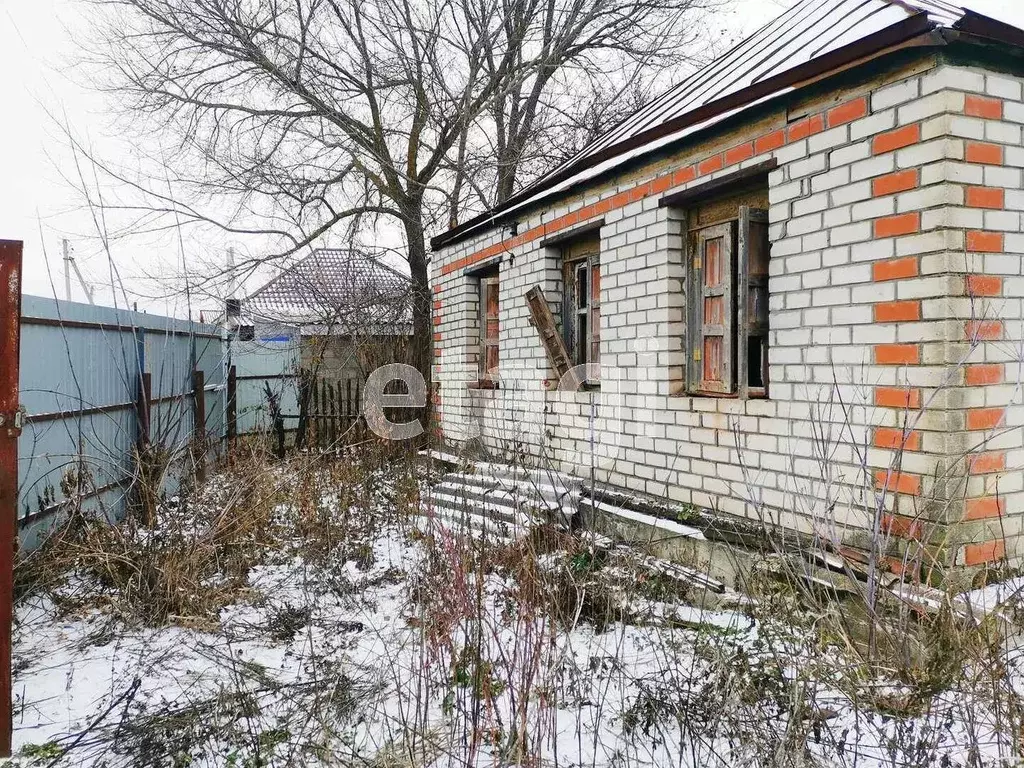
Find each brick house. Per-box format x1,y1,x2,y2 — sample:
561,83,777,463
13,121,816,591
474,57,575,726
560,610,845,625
429,0,1024,575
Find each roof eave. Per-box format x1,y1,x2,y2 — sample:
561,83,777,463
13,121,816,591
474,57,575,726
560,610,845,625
431,11,947,253
952,10,1024,50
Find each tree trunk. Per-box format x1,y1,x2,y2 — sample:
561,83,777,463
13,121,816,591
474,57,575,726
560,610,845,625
495,160,518,205
403,211,434,431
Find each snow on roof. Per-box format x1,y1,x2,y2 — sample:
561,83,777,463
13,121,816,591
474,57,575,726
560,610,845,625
433,0,1019,250
243,248,413,334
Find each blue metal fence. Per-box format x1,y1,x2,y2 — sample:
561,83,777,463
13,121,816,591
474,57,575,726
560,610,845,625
17,296,226,549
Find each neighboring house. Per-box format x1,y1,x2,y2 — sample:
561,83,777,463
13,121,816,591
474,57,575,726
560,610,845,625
239,248,413,381
430,0,1024,576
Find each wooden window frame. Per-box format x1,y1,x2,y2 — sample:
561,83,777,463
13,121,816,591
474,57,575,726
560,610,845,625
685,203,770,399
477,271,500,388
561,237,601,383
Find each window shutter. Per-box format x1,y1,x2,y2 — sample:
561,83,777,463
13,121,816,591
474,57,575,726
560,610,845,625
690,222,734,394
525,285,581,388
738,206,770,399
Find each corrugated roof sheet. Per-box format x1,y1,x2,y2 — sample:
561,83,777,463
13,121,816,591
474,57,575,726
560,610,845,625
433,0,1017,250
244,249,412,333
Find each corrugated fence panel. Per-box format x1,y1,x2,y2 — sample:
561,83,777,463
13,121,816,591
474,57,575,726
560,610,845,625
16,296,226,550
232,329,301,436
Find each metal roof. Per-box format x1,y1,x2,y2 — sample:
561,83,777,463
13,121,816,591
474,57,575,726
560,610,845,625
243,249,413,334
433,0,1022,250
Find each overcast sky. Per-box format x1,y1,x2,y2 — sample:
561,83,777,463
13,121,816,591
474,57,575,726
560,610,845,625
0,0,1022,318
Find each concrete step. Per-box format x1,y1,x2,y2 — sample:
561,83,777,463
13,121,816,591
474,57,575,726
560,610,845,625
424,489,529,528
430,482,576,522
419,464,582,543
442,471,581,511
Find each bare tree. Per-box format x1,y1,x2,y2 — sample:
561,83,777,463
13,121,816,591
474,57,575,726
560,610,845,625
79,0,720,383
481,0,715,209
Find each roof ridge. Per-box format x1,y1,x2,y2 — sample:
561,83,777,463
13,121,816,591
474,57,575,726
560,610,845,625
432,0,990,251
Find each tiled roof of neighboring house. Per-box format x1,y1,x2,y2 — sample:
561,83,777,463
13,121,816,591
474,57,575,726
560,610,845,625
243,248,413,335
432,0,1024,250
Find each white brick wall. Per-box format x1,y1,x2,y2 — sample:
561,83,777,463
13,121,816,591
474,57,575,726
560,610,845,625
430,57,1024,574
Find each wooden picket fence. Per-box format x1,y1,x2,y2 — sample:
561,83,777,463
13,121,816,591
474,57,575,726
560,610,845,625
304,375,364,448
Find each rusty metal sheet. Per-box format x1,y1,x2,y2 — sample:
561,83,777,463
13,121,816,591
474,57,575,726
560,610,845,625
0,239,23,757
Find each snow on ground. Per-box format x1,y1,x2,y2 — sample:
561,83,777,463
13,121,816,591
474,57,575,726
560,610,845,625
12,458,1024,767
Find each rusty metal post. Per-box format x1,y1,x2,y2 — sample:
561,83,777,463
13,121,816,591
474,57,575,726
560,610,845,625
0,240,23,757
137,372,152,447
192,370,206,485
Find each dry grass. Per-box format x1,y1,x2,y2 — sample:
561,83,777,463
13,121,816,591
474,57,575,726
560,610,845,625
15,437,421,628
15,438,1024,767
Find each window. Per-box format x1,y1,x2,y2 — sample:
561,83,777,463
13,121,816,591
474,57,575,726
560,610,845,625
562,235,601,375
686,199,770,398
478,271,500,385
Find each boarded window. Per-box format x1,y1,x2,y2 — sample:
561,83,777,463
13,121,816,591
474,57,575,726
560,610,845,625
479,272,500,384
525,285,580,388
684,188,770,398
562,235,600,380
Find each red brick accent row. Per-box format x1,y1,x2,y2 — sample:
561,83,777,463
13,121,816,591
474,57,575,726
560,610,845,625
874,212,920,238
441,91,1010,277
966,363,1003,386
966,319,1003,341
725,142,754,165
966,142,1004,165
965,94,1003,120
874,470,922,496
875,386,922,409
787,113,824,142
967,407,1004,430
872,124,920,155
874,300,920,322
872,257,918,282
963,539,1005,566
698,153,723,175
969,451,1006,474
440,94,867,275
965,497,1004,520
882,513,923,539
755,130,785,154
827,97,868,128
875,344,920,365
966,186,1005,209
967,231,1004,253
967,274,1003,296
872,169,919,197
873,427,922,451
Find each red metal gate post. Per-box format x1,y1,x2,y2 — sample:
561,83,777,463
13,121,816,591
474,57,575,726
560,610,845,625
0,240,23,757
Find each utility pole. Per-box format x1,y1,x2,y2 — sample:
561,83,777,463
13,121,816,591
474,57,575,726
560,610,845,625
226,246,236,300
61,239,95,305
63,238,72,302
